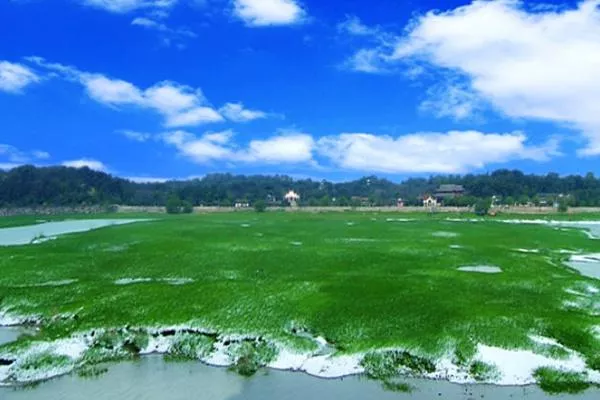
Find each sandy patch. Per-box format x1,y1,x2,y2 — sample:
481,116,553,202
458,265,502,274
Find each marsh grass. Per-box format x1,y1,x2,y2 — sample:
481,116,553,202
1,212,600,392
165,333,215,361
533,367,591,394
228,341,278,377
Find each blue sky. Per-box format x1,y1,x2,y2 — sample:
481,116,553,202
1,0,600,182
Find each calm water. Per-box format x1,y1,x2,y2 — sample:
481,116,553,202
1,356,599,400
0,219,147,246
0,327,30,346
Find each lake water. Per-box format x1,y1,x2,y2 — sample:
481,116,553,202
0,219,148,246
0,355,598,400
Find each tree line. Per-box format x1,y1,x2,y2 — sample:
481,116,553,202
1,165,600,208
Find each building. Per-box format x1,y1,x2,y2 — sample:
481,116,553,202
284,190,300,207
422,195,438,208
435,184,465,200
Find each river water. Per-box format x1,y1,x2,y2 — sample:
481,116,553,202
0,355,598,400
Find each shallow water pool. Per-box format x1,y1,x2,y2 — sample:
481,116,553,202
0,219,149,246
1,356,599,400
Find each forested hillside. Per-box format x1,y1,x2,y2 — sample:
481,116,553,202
1,166,600,207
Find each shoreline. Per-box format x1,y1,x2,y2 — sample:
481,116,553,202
1,317,599,390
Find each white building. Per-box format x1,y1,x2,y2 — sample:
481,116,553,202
284,190,300,207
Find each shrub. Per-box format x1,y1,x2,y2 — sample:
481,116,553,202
181,201,194,214
253,200,267,213
474,199,492,216
557,199,569,213
166,195,182,214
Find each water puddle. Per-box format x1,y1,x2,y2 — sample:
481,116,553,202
0,219,150,246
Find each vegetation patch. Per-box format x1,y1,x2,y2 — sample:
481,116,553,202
165,333,215,361
361,350,435,380
469,361,500,382
18,353,71,372
228,341,278,377
533,367,591,394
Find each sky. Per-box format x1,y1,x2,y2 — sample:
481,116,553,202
1,0,600,182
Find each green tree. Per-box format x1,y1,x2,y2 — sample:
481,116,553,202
474,199,492,216
253,200,267,213
166,195,182,214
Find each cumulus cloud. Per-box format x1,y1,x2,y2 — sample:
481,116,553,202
233,0,306,26
26,57,271,128
162,130,314,164
219,102,267,122
0,61,40,93
344,0,600,155
62,159,108,172
317,131,560,174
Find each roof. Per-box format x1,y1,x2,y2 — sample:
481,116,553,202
436,184,465,192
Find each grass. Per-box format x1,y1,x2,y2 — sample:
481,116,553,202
533,367,591,394
0,212,599,391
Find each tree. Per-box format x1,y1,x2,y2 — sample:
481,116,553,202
253,200,267,213
474,199,491,216
166,195,182,214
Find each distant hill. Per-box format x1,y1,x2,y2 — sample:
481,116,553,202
1,165,599,207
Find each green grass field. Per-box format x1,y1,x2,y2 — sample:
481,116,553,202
0,212,599,390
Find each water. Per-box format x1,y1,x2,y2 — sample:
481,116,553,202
0,327,30,346
0,356,598,400
0,219,148,246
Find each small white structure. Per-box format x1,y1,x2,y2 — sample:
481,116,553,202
422,196,438,208
284,190,300,207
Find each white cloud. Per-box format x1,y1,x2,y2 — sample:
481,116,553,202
81,0,177,14
82,74,144,105
32,151,51,160
0,61,40,93
233,0,306,26
162,130,234,162
337,15,379,36
118,130,152,142
26,57,272,128
62,159,108,172
244,134,313,163
352,0,600,155
317,131,559,174
0,144,50,164
219,102,267,122
162,130,315,164
131,17,197,42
